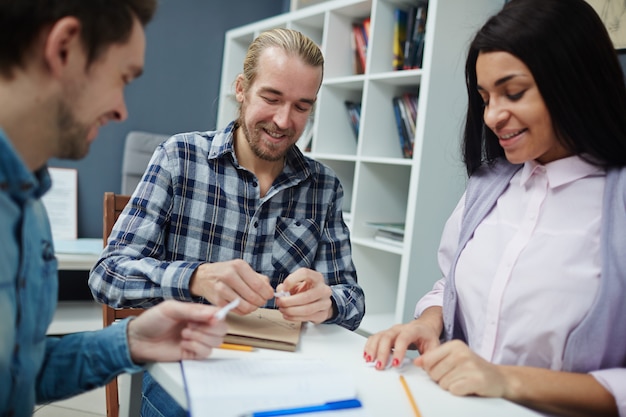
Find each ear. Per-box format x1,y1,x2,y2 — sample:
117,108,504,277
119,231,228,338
235,74,245,102
43,17,84,77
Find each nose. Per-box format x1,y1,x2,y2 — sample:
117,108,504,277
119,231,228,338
483,99,508,131
273,104,291,130
112,93,129,122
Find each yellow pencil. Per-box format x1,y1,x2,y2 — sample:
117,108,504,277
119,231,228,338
218,343,254,352
399,375,422,417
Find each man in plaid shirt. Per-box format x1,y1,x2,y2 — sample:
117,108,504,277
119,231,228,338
89,28,365,417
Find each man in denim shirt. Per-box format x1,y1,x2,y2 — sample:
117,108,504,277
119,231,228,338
89,28,366,417
0,2,228,416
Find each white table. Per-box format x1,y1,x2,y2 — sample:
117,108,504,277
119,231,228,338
146,323,543,417
49,240,103,335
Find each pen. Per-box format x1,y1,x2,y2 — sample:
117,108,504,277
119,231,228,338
218,343,254,352
241,398,362,417
399,375,422,417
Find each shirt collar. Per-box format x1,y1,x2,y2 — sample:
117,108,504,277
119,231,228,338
519,155,605,189
0,128,51,202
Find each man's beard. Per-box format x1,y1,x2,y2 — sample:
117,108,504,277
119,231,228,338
55,97,90,160
237,104,296,162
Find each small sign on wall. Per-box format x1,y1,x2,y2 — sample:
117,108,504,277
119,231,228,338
41,167,78,241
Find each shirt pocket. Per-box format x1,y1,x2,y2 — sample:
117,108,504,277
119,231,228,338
271,217,321,275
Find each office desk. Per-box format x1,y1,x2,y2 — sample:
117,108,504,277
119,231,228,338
146,323,543,417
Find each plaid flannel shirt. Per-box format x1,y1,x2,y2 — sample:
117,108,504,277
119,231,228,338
89,122,365,330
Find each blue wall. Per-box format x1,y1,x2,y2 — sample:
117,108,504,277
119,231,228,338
50,0,288,238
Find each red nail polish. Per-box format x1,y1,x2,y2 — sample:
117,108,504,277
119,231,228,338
375,361,382,369
392,358,399,367
363,351,367,359
366,355,372,362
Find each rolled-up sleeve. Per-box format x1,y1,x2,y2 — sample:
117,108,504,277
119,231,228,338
590,369,626,417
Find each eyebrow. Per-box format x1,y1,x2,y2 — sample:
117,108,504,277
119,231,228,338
259,86,316,105
476,73,524,91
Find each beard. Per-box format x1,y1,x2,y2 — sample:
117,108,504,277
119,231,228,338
55,97,91,160
237,103,298,162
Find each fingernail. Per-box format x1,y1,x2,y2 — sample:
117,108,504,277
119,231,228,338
366,355,372,362
363,351,367,359
375,361,382,369
392,358,399,367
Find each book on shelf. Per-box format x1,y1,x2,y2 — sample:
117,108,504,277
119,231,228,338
352,19,369,74
374,229,404,246
397,95,415,142
362,17,371,44
366,221,405,246
224,307,303,352
402,91,418,126
403,5,417,69
344,100,361,141
392,96,413,158
366,221,405,235
393,8,408,70
404,2,428,70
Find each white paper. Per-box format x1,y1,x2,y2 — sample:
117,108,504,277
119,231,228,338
41,167,78,240
182,357,366,417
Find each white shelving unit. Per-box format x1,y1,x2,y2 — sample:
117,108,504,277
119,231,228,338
217,0,504,335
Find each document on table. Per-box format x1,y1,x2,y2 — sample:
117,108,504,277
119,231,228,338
182,357,368,416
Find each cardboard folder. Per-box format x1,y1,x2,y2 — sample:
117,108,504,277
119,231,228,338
224,308,303,352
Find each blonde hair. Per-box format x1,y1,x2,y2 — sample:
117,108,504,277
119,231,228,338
239,28,324,91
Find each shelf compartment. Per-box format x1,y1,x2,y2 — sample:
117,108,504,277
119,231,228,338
323,1,372,78
351,161,410,239
352,245,400,333
314,83,363,155
360,78,419,159
289,12,325,46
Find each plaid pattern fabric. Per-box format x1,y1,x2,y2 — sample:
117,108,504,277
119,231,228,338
89,122,365,330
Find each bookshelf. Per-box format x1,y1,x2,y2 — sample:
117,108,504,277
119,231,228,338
217,0,504,335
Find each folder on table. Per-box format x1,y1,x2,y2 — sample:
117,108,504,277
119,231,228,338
224,307,303,352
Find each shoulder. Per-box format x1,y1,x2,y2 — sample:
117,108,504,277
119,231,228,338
298,152,341,187
160,127,234,160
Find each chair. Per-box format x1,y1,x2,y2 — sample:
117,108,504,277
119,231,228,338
102,192,145,417
121,131,169,195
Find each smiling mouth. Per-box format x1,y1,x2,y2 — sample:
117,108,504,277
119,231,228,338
500,128,527,140
265,129,285,139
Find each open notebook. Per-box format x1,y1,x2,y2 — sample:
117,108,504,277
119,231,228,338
182,357,364,417
224,307,303,352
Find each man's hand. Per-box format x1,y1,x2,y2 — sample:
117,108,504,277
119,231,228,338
126,300,228,363
189,259,274,315
363,306,442,370
275,268,334,324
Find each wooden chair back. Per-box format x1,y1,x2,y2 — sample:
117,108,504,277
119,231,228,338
102,192,144,417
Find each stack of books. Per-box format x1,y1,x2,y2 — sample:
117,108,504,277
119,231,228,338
392,93,418,158
352,17,370,74
366,221,405,246
393,2,428,71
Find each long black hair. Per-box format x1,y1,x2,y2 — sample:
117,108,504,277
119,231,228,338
463,0,626,175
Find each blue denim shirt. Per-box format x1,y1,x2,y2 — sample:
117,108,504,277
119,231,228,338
0,130,142,417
